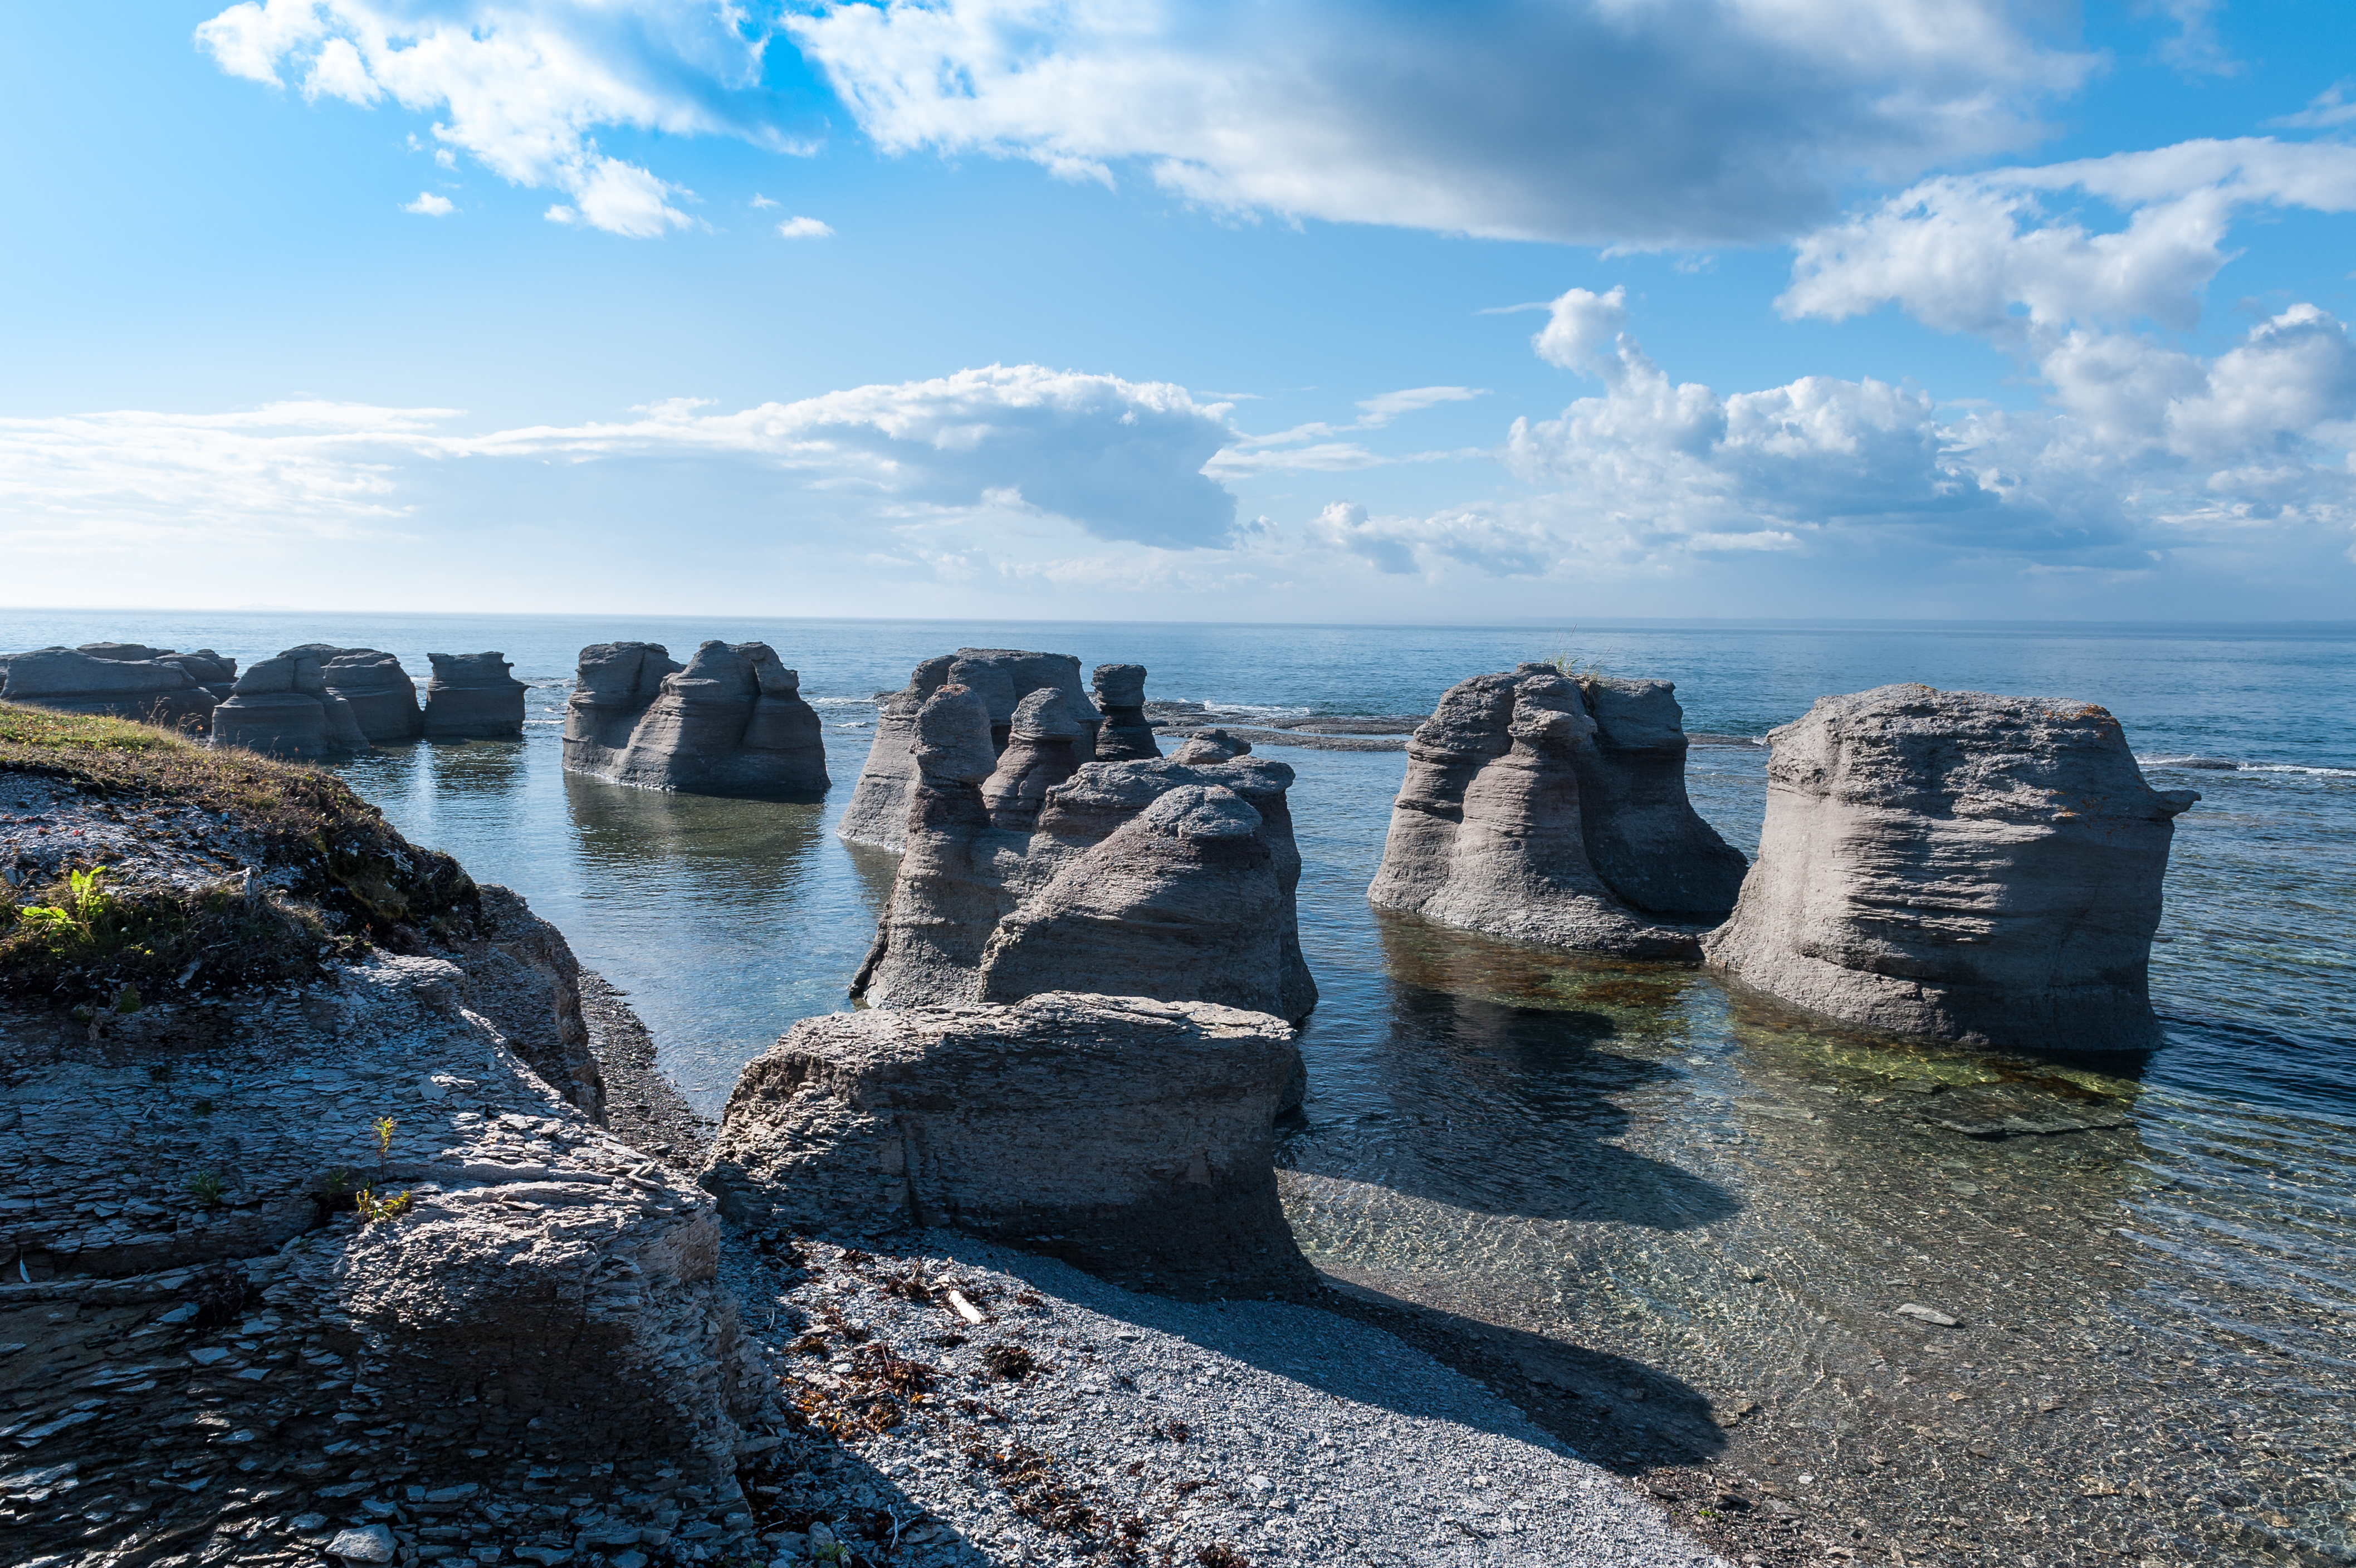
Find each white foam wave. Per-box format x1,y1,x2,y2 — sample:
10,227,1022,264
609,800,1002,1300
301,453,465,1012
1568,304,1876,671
2139,754,2356,779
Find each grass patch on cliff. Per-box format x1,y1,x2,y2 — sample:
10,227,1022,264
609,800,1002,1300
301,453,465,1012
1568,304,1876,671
1,702,478,1006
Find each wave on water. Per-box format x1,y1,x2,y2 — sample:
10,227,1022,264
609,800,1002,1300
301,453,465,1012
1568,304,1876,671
2140,754,2356,778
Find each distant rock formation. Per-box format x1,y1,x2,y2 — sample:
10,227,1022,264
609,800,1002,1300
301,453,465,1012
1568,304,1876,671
75,642,241,703
701,992,1314,1296
1702,685,2199,1052
838,648,1103,850
1368,664,1745,958
422,651,526,739
1091,662,1162,761
563,639,829,799
0,646,219,729
211,651,373,760
852,684,1318,1023
281,644,424,742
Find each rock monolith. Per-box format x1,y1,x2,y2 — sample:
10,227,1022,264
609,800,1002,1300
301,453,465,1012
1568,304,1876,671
281,644,424,742
700,992,1314,1296
1091,662,1162,761
211,651,373,759
563,639,828,799
1570,676,1752,923
1702,684,2198,1052
0,647,219,729
422,651,527,738
76,642,241,702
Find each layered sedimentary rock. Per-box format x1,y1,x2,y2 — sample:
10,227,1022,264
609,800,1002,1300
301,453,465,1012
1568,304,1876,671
838,648,1103,851
1702,684,2199,1052
701,993,1314,1295
282,643,424,742
211,651,373,760
852,685,1318,1023
0,647,219,729
422,651,527,738
563,639,828,799
75,642,241,702
1368,665,1741,957
1091,662,1162,761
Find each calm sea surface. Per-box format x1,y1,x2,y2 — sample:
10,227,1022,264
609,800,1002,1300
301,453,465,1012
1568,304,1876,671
6,611,2352,1565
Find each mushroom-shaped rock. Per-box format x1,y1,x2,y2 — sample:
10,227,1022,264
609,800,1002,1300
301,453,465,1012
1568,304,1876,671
1367,666,1704,958
212,651,373,760
979,688,1085,830
279,645,424,743
565,640,828,799
837,648,1103,851
700,993,1314,1296
1702,685,2198,1052
1091,662,1161,761
421,652,526,738
0,647,217,729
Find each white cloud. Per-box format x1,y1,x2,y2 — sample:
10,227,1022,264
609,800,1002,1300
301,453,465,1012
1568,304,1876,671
195,1,801,237
1355,386,1481,426
403,191,456,216
786,0,2091,246
776,215,835,239
750,192,780,209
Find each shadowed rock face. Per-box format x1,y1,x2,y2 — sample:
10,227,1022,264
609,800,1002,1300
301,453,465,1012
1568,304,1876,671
562,640,828,800
838,648,1103,851
282,644,424,743
1570,676,1751,924
978,688,1086,831
422,651,527,739
1367,665,1723,958
212,652,373,760
700,992,1314,1297
1702,684,2199,1053
0,647,219,730
1091,662,1161,761
76,643,241,704
853,688,1319,1024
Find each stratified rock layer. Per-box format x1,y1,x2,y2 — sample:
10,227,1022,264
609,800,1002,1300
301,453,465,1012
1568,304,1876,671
838,648,1102,851
1091,662,1162,762
282,644,424,742
1570,676,1752,924
852,686,1318,1023
422,651,527,738
1702,684,2198,1052
563,639,828,800
0,647,219,730
1369,665,1728,957
701,993,1314,1296
210,651,373,760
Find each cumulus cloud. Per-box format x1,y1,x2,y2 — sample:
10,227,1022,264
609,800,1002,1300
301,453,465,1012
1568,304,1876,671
776,215,835,239
403,191,455,216
786,0,2090,246
195,0,801,237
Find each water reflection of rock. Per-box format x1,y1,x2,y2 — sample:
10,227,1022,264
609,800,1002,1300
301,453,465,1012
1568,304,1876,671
562,770,827,898
419,736,529,797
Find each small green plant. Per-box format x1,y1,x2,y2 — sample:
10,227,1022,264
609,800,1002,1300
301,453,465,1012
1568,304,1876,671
372,1116,395,1164
187,1171,227,1205
354,1187,413,1224
323,1169,351,1196
112,984,141,1014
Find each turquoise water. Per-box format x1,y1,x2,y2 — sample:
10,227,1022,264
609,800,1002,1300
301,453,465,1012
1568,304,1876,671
5,610,2352,1564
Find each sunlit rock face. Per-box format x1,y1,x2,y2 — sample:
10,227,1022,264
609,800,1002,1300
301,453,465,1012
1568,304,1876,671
282,644,424,743
562,640,828,800
0,647,219,730
1703,683,2199,1052
701,991,1314,1297
1368,665,1731,958
837,648,1104,851
211,651,373,760
851,686,1319,1025
422,652,527,739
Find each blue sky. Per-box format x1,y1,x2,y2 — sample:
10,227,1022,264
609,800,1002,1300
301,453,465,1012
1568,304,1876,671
4,1,2354,621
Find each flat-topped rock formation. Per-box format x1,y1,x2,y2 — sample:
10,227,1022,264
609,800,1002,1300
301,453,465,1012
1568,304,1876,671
1703,684,2199,1052
701,993,1314,1296
839,648,1104,851
282,643,424,742
72,642,242,703
210,650,373,760
0,646,221,730
563,639,829,800
421,650,527,738
1368,664,1744,958
1092,662,1162,761
852,684,1318,1023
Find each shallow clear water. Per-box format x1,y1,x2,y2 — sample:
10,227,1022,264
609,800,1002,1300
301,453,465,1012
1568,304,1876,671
6,611,2352,1564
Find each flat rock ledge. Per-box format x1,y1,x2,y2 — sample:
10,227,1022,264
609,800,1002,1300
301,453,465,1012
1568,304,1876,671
701,993,1313,1298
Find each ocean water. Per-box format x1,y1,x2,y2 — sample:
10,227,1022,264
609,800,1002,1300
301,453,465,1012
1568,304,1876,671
5,610,2352,1565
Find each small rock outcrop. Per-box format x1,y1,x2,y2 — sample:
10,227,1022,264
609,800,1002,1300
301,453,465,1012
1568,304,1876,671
852,685,1318,1023
563,640,829,799
1091,662,1162,761
1702,684,2199,1052
283,644,424,742
838,649,1102,851
211,651,373,760
0,646,219,729
1368,665,1744,957
422,651,527,738
74,642,241,702
701,993,1314,1296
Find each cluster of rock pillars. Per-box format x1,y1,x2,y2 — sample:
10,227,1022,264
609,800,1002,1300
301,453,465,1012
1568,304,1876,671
0,637,2199,1566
